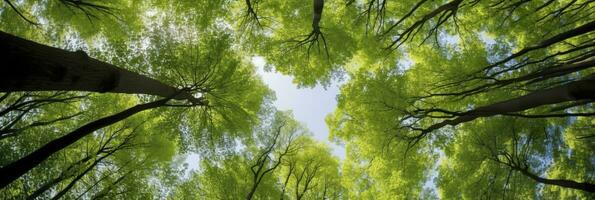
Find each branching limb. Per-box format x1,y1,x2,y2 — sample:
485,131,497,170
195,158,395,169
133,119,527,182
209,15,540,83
58,0,119,22
353,0,389,34
479,20,595,75
383,0,467,50
399,75,595,149
243,0,262,28
287,0,330,58
3,0,39,25
422,55,595,100
480,132,595,193
289,28,330,58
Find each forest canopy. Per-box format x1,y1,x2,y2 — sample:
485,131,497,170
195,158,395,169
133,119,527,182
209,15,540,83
0,0,594,199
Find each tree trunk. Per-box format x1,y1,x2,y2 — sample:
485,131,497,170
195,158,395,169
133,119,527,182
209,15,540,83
0,31,200,104
422,76,595,133
519,168,595,193
246,186,258,200
312,0,324,30
0,98,170,188
246,168,263,200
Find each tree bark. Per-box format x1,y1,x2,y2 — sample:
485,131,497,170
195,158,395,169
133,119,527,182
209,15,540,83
312,0,324,30
518,168,595,193
0,98,170,188
421,75,595,133
0,31,200,104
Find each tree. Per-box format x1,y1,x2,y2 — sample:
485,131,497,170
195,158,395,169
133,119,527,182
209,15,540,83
0,41,268,188
0,92,86,140
0,31,202,104
25,125,136,200
278,136,342,200
246,114,299,200
171,111,342,200
0,96,190,188
436,117,595,198
4,0,117,25
325,0,595,198
2,0,595,198
1,105,179,199
1,0,270,193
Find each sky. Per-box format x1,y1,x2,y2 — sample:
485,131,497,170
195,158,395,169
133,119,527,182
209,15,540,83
252,57,346,160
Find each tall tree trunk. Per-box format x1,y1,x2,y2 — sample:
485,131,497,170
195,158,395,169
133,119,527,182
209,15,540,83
421,76,595,133
312,0,324,30
0,31,201,104
518,168,595,193
0,98,171,188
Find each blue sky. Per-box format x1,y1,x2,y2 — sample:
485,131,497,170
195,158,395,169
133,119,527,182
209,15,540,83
252,57,346,160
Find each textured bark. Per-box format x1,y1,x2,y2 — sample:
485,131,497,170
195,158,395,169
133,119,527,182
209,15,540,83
0,31,200,104
0,98,170,188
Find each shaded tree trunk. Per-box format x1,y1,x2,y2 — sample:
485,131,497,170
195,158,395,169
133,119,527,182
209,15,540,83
0,98,171,188
421,75,595,133
517,167,595,193
312,0,324,30
0,31,200,104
